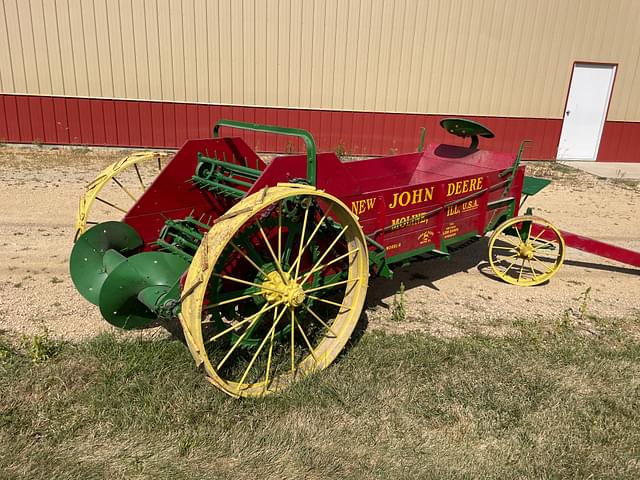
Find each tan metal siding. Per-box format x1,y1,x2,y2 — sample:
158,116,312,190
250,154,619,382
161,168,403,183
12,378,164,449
2,0,640,121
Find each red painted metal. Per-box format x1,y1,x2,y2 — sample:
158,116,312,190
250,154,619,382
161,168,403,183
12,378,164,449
1,94,570,160
598,121,640,162
531,225,640,268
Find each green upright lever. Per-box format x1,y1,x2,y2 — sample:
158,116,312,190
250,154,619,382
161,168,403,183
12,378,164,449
213,119,319,186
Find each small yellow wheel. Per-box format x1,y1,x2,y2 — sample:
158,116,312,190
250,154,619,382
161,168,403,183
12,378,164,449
74,151,169,241
488,215,565,286
180,184,369,397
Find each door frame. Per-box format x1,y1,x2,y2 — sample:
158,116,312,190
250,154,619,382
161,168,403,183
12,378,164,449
557,61,618,161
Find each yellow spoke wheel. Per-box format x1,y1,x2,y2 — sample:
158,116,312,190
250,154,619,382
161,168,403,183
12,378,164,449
489,215,565,286
74,151,169,241
180,184,369,398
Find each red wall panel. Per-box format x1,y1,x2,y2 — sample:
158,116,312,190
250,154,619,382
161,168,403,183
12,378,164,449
3,93,637,161
598,122,640,162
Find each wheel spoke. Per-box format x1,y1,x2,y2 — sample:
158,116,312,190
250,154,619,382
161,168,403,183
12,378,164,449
502,258,518,276
256,218,287,280
211,272,283,295
527,259,539,280
277,203,283,264
303,277,361,295
531,227,548,244
208,301,281,343
229,240,269,278
290,308,296,373
203,290,263,310
517,258,525,282
216,303,279,370
237,305,287,387
133,163,146,190
294,204,310,279
498,234,522,248
294,311,318,363
300,224,350,285
301,303,339,338
263,308,278,393
307,294,352,311
111,177,138,203
532,255,554,274
531,238,558,250
297,248,359,283
288,204,334,276
492,245,516,251
95,196,128,213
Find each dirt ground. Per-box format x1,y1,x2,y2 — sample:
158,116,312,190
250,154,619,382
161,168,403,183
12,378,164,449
0,145,638,341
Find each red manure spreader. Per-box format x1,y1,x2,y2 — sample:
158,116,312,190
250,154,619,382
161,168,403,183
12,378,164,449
70,119,640,397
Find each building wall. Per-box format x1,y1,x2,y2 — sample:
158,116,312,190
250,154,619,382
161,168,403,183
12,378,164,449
1,0,640,160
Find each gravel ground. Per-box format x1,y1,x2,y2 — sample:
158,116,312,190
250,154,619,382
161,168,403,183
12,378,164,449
0,145,638,341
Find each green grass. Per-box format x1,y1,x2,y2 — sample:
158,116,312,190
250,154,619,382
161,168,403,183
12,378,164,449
1,324,639,479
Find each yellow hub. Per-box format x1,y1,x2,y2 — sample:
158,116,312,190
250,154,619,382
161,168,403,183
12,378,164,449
516,242,535,259
260,270,306,308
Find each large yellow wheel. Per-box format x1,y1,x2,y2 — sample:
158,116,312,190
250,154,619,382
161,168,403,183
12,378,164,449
489,215,565,286
74,151,170,241
180,184,369,397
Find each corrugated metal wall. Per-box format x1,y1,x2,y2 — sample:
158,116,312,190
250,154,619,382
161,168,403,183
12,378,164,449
2,0,640,121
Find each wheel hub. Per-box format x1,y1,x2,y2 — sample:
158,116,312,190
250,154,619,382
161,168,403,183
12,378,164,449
261,270,306,308
516,242,534,259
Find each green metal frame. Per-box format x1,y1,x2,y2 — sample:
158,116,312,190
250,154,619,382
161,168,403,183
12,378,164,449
213,119,319,185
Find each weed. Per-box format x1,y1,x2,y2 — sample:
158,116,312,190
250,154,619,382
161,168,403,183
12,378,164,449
32,139,43,148
20,326,60,363
0,340,12,360
391,282,406,322
71,146,91,154
284,141,295,154
335,142,348,160
12,282,23,289
577,286,592,320
50,276,64,284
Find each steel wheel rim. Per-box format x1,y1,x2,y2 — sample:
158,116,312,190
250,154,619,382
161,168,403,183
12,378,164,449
74,151,169,241
489,215,565,286
180,185,369,397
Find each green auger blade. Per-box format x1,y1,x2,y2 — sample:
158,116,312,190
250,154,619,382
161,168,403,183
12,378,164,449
98,252,189,329
70,221,144,305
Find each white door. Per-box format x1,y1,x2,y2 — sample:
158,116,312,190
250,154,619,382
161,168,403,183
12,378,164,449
557,64,616,161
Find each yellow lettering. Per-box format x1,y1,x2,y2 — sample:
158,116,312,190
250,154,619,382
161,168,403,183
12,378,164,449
469,178,477,191
462,179,469,193
455,181,462,195
477,177,483,190
447,183,455,196
411,188,423,205
388,193,399,209
399,191,411,207
366,197,376,210
424,187,434,202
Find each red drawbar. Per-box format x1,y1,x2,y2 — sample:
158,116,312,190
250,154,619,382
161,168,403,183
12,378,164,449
7,93,639,161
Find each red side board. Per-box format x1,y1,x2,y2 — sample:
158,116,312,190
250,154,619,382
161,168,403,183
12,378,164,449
3,93,637,161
